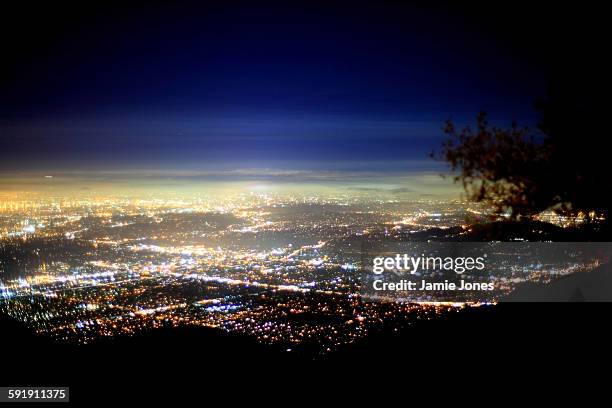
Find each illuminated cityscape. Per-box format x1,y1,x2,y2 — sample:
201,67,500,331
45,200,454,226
0,187,600,356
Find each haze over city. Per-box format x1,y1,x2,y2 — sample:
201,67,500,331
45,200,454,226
1,2,556,188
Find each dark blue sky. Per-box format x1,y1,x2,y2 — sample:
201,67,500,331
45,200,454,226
1,1,594,174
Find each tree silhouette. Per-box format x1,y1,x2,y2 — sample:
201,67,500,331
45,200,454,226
434,86,609,223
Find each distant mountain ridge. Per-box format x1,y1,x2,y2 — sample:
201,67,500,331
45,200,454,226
504,262,612,302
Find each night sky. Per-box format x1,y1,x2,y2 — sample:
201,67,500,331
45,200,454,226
0,1,606,184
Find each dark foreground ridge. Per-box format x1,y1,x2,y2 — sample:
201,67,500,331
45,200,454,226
2,300,611,403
